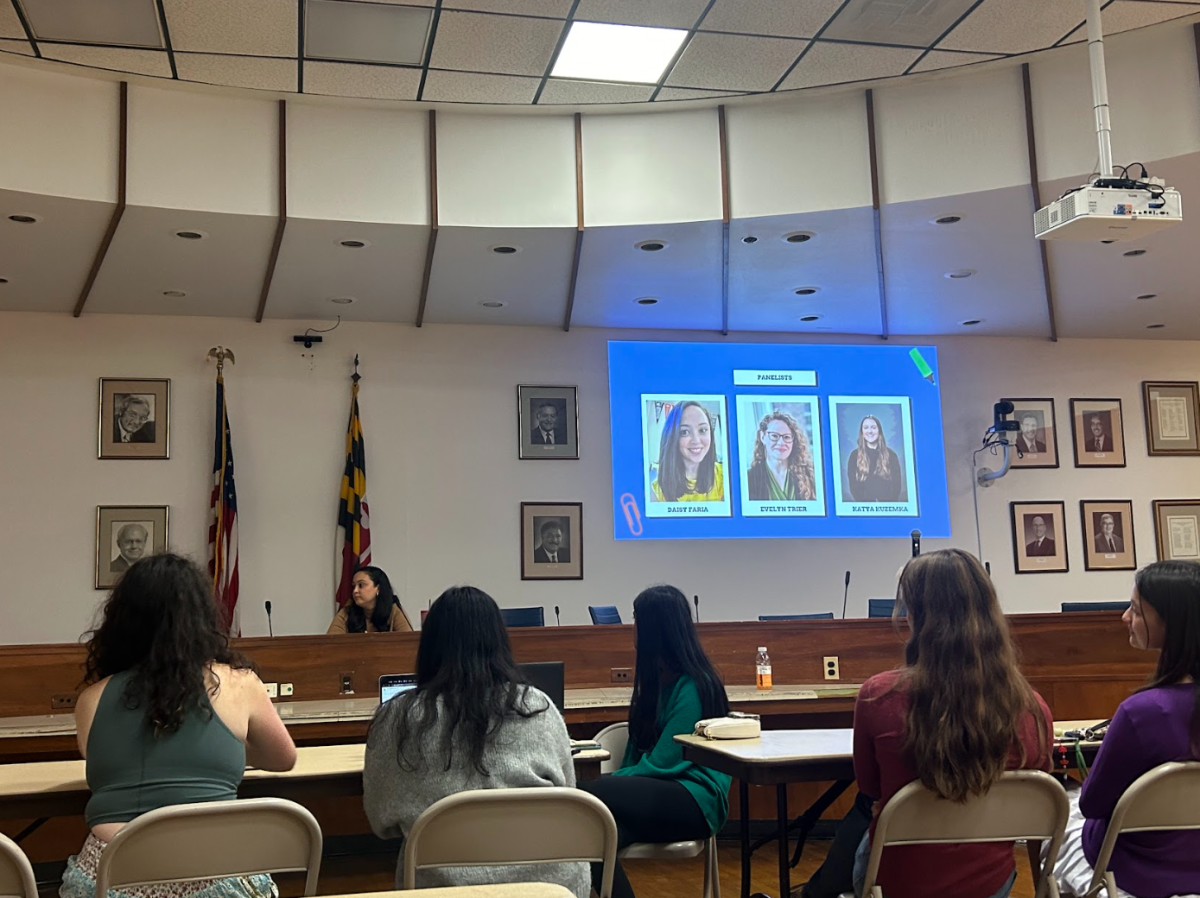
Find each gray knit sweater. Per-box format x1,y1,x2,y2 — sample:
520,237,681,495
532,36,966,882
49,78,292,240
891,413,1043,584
363,686,590,897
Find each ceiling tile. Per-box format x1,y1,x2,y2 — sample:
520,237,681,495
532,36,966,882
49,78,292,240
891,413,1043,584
938,0,1093,54
305,0,432,66
304,62,420,100
444,0,573,15
700,0,845,39
655,86,745,101
162,0,297,57
20,0,162,47
0,38,35,56
0,2,23,38
822,0,979,46
176,53,298,92
575,0,709,29
538,79,654,104
1058,1,1200,45
430,11,561,77
41,43,173,77
666,33,804,91
777,41,921,91
421,69,540,103
908,49,1002,74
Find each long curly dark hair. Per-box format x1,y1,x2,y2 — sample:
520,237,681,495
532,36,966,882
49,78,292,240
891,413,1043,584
374,586,545,776
82,553,251,734
748,411,815,499
655,401,717,501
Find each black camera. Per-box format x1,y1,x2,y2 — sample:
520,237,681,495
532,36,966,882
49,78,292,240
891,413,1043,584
992,401,1020,432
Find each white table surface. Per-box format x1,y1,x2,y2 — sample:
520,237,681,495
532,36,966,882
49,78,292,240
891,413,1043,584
674,729,855,764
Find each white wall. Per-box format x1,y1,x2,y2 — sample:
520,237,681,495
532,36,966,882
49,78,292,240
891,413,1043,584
3,311,1197,644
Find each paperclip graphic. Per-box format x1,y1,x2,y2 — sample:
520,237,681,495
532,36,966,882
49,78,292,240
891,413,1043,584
620,493,643,536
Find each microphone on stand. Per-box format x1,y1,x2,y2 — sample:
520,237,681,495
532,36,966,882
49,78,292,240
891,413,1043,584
841,571,851,619
985,561,991,576
554,606,561,626
264,601,273,637
911,529,922,558
693,595,700,622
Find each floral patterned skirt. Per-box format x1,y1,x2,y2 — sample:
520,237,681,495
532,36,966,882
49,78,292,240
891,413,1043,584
60,834,279,898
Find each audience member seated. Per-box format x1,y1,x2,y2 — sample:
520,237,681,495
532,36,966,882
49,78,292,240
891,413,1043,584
62,554,297,898
326,565,412,633
807,549,1052,898
1052,561,1200,898
363,586,587,896
578,585,732,898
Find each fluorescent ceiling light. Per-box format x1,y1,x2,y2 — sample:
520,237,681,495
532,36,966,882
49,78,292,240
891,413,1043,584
551,22,687,85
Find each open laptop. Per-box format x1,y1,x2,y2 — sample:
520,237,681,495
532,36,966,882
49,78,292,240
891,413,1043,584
519,661,565,713
378,673,418,704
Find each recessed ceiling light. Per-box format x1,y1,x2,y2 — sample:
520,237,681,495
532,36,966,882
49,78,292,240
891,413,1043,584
794,287,818,296
1123,249,1147,257
490,245,520,255
479,300,506,308
783,231,814,244
175,230,205,240
551,21,687,84
742,236,758,244
339,239,368,248
330,296,355,305
933,215,962,225
635,297,659,306
162,290,187,298
1101,239,1116,244
799,314,822,323
635,240,667,252
945,269,975,279
0,277,8,284
960,318,984,326
8,214,37,224
1136,293,1157,300
1146,323,1166,329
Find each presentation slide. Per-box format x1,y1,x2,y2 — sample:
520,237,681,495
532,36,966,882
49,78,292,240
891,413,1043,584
609,341,950,541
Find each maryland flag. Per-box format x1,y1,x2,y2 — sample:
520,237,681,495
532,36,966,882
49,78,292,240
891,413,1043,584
335,376,370,608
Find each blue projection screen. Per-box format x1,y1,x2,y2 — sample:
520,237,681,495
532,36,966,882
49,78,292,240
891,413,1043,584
609,341,950,540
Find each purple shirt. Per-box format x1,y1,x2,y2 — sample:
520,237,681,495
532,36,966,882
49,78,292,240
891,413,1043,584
1080,684,1200,898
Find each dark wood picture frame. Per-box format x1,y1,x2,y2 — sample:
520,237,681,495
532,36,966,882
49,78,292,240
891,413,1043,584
1142,381,1200,456
99,378,171,459
518,385,579,460
1070,398,1126,468
1002,397,1059,468
1152,499,1200,563
96,505,169,589
1079,499,1136,571
520,502,583,580
1010,500,1069,574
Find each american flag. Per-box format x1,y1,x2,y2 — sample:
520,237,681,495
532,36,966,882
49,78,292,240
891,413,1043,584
208,373,240,635
335,378,370,608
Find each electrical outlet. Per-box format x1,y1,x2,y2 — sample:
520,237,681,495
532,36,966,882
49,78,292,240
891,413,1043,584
280,683,294,697
51,693,77,710
610,668,632,683
823,656,840,681
264,682,278,699
339,672,355,694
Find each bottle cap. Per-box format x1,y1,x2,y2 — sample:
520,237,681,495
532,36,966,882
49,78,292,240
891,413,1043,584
757,646,767,653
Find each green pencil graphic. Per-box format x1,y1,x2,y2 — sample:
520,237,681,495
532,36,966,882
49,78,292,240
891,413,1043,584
909,348,935,384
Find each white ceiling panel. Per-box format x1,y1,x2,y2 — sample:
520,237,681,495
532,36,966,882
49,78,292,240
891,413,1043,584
1058,1,1200,45
655,87,744,101
1046,153,1200,339
421,70,540,104
85,207,276,318
570,221,723,330
303,61,420,100
575,0,708,29
175,53,297,92
447,0,573,14
163,0,297,56
0,37,34,56
0,3,24,38
430,11,561,77
0,190,115,313
665,33,804,91
21,0,162,47
424,227,576,326
822,0,978,46
882,185,1047,336
41,44,172,77
700,0,844,39
539,80,654,104
265,219,426,322
938,0,1083,54
908,49,1001,74
727,208,881,335
777,42,921,92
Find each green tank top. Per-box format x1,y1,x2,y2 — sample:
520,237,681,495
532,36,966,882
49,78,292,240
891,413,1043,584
84,669,246,827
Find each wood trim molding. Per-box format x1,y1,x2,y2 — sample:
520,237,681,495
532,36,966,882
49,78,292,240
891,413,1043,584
563,112,584,332
865,89,889,340
1022,63,1059,342
73,81,128,318
416,109,439,328
255,100,288,323
718,104,731,336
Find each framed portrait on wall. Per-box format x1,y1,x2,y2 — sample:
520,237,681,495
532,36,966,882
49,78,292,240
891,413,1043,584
1080,499,1136,571
1152,499,1200,563
96,505,169,589
1010,500,1069,574
99,378,170,459
1142,381,1200,456
520,502,582,580
518,385,579,460
1002,398,1058,468
1069,398,1125,468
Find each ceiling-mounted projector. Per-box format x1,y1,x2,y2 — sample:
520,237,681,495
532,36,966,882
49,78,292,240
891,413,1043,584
1035,183,1182,242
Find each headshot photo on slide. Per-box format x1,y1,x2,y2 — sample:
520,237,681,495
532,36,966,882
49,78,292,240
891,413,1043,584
735,396,826,517
641,395,731,518
828,396,918,517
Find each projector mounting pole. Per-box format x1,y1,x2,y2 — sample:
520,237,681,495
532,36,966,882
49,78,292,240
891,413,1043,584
1086,0,1113,180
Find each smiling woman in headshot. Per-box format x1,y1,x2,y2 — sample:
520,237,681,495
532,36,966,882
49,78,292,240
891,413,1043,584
846,414,901,502
327,566,412,634
651,401,724,502
746,410,816,501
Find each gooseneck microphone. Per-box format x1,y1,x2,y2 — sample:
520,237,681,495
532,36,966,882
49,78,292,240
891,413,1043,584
841,571,851,619
554,605,561,626
911,529,922,558
264,600,273,637
693,595,700,622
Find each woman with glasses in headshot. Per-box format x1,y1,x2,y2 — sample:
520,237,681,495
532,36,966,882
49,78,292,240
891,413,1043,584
746,410,816,501
650,401,724,503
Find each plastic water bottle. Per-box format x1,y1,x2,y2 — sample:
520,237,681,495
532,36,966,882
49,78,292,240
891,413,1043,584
756,646,773,691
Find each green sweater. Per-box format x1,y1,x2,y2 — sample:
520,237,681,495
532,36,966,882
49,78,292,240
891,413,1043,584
612,675,731,834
